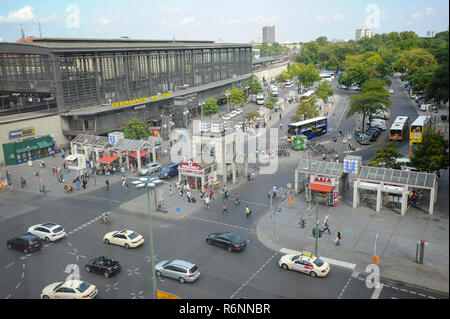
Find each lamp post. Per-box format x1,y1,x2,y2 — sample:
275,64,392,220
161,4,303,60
183,110,189,129
225,92,230,113
136,178,164,299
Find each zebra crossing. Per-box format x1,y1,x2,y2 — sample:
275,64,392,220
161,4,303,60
276,187,292,199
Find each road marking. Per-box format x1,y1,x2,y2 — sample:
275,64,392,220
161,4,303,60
418,293,426,297
5,262,14,269
279,248,357,270
371,284,383,299
230,252,278,299
338,275,352,299
15,282,21,290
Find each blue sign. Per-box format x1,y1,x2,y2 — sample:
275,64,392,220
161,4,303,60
9,128,34,139
109,135,115,144
345,161,355,173
176,208,181,213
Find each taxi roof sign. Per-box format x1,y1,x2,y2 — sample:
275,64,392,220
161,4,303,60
301,251,314,258
157,290,180,299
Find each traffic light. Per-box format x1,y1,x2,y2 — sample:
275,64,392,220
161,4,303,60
300,218,306,229
312,227,323,238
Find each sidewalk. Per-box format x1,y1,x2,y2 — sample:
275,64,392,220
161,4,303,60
256,170,450,293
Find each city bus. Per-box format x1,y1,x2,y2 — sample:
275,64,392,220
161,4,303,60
388,116,409,141
410,116,431,144
299,90,315,103
287,117,327,141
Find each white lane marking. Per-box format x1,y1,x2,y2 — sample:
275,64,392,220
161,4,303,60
279,248,357,270
418,293,426,297
5,262,14,269
15,282,21,290
371,284,383,299
230,252,278,299
338,276,352,299
5,294,11,299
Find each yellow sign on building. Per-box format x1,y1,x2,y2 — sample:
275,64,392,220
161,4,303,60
111,92,172,109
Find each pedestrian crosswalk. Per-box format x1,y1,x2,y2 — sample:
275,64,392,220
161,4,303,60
276,187,291,199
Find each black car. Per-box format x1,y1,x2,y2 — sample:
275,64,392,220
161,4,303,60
7,234,42,254
206,232,249,252
366,127,382,137
363,130,378,141
85,256,121,278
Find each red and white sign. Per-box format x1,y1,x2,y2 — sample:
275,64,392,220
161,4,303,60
311,175,335,187
179,161,203,176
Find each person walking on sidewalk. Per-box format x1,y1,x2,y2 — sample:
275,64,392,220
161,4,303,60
335,231,342,246
235,193,240,206
209,188,214,200
204,196,210,209
105,179,110,191
187,190,191,203
20,176,26,189
222,202,228,215
245,205,251,218
323,215,331,234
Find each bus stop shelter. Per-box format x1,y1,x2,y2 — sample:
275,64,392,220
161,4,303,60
353,166,438,216
108,139,152,170
70,134,110,163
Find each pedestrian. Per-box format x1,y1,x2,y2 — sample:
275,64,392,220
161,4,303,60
205,196,210,209
82,178,87,189
61,148,65,159
235,193,240,206
76,179,81,190
179,187,184,197
20,176,26,189
121,166,125,177
223,185,228,200
187,190,191,203
7,181,13,192
209,188,214,200
289,196,293,208
169,185,173,196
335,232,342,246
323,215,331,234
279,113,282,120
322,154,326,161
124,182,129,193
222,202,228,215
245,205,251,218
105,179,110,191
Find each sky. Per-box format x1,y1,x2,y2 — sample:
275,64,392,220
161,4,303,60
0,0,448,43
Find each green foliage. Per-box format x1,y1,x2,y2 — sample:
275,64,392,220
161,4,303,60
120,117,150,140
288,63,321,88
264,94,277,110
202,98,219,116
244,74,263,96
254,42,290,58
275,71,290,83
316,82,334,102
225,85,245,106
291,99,319,122
368,142,404,169
410,129,449,172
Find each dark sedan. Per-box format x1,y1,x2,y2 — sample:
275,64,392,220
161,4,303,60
206,232,249,252
7,234,42,254
85,256,121,278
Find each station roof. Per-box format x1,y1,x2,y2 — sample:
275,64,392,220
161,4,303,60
296,159,343,177
109,139,150,151
358,166,436,189
71,134,110,147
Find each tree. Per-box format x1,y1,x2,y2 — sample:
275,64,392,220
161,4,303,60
315,82,334,103
120,117,150,140
225,85,245,108
202,98,219,117
264,94,277,110
275,71,290,83
397,48,437,75
291,100,319,122
315,36,328,46
244,74,263,96
288,63,321,88
344,63,370,87
347,79,391,131
368,142,404,169
410,129,449,173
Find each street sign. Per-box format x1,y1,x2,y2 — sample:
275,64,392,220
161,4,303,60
176,208,181,213
157,290,180,299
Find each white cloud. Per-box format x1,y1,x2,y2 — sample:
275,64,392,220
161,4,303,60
97,17,110,28
412,7,435,19
227,19,242,26
39,14,57,24
314,15,327,23
426,7,435,16
412,12,422,19
331,14,345,20
315,13,345,23
0,6,37,23
158,6,182,13
247,16,278,24
179,17,200,27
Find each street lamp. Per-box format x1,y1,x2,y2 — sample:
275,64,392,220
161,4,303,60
183,110,189,129
225,92,230,113
135,178,164,299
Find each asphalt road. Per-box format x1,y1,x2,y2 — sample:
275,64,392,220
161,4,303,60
1,76,447,300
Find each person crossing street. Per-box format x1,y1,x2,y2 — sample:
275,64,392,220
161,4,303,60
222,202,228,215
235,193,240,206
245,205,251,218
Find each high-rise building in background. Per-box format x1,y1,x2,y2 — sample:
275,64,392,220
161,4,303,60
262,25,275,45
355,28,376,41
426,31,436,38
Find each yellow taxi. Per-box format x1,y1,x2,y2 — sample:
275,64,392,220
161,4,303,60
103,229,144,248
279,251,330,278
41,280,98,299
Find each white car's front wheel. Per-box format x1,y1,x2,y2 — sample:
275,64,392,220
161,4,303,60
281,264,289,270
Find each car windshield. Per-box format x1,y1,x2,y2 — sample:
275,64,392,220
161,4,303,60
291,255,300,261
128,232,139,239
77,281,91,293
53,227,64,233
313,258,324,267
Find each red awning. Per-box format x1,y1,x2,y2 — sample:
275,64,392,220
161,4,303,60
98,155,119,164
129,150,149,158
309,183,333,193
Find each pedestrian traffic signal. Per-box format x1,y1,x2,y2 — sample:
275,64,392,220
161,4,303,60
300,218,306,229
312,227,323,238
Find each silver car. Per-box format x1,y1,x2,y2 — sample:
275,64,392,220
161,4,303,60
138,162,161,176
155,259,200,283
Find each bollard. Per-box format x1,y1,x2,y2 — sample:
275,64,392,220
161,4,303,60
416,239,425,264
373,255,379,264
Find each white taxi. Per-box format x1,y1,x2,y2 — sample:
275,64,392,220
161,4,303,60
41,280,98,299
279,251,330,278
103,229,144,248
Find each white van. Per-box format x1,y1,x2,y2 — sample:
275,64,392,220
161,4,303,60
370,118,387,130
270,85,279,97
285,79,294,88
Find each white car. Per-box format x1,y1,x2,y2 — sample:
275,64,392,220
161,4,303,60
235,108,243,115
389,89,394,94
103,229,144,248
279,251,330,278
229,111,238,118
138,162,161,176
370,119,387,130
222,114,232,120
28,223,66,242
41,280,98,299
